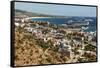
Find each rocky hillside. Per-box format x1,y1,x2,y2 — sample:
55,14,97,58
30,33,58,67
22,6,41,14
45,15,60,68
14,27,70,66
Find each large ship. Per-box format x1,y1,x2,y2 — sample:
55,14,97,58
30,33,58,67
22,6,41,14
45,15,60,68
66,21,89,27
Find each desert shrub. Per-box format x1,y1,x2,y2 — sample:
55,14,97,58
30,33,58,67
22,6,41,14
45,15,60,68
82,52,96,62
78,58,87,62
84,44,96,52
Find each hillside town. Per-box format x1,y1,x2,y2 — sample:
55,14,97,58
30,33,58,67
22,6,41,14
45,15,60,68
14,13,97,66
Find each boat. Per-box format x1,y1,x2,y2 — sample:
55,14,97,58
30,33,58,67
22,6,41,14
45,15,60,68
66,21,89,26
81,26,89,30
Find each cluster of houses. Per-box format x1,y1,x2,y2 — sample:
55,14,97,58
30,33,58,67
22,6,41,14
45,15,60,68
14,15,97,62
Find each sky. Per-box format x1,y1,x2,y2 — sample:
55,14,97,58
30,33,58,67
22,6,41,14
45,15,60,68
15,2,96,17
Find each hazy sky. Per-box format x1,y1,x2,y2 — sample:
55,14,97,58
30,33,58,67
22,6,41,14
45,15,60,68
15,2,96,17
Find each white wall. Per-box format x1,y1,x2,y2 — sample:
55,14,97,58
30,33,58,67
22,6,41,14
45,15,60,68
0,0,99,68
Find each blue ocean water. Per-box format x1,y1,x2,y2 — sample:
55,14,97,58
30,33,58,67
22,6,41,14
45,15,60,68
31,17,97,32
